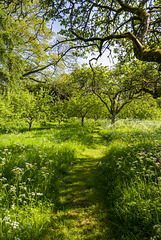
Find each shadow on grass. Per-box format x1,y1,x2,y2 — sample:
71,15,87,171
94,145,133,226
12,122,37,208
3,121,160,239
0,124,54,135
95,128,161,240
29,124,103,148
42,132,112,240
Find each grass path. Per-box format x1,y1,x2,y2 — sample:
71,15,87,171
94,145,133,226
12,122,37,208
47,132,111,239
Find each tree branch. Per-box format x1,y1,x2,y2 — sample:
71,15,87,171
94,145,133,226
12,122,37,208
22,43,98,78
87,0,117,12
92,89,111,114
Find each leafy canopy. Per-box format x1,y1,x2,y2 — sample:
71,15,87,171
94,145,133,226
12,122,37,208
0,0,67,87
3,1,161,69
38,0,161,68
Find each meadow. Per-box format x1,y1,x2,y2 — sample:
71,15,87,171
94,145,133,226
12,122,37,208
0,118,161,239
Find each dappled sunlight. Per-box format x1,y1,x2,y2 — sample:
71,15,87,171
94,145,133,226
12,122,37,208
97,120,161,239
49,132,110,239
2,120,160,239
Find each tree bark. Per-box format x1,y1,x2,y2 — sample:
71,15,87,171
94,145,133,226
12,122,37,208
81,116,84,126
111,32,161,66
111,112,116,124
29,121,32,131
69,1,161,67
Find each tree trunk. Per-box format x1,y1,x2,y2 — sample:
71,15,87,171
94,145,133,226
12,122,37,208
111,112,116,124
58,120,61,126
81,116,84,126
29,121,32,131
94,117,98,124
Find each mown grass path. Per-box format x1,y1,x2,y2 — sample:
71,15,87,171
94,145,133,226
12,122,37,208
48,132,111,239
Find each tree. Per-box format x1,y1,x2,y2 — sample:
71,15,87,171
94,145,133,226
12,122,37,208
94,62,156,123
118,95,161,119
4,1,161,68
4,1,161,97
7,88,51,130
68,91,96,126
0,92,14,123
88,95,109,123
39,1,160,68
0,1,73,88
72,63,154,124
0,3,24,86
70,65,110,122
48,98,68,126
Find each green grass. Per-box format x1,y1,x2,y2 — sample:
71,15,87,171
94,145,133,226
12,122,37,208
0,119,109,239
1,118,161,239
97,119,161,239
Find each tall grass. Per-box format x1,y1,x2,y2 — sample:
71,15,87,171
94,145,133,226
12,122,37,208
1,118,161,239
0,119,98,240
97,119,161,240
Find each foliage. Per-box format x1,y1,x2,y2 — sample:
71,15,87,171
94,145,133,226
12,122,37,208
0,3,24,85
118,95,161,119
3,0,161,72
38,0,161,69
48,98,68,125
87,95,109,122
71,62,158,124
1,88,51,131
0,0,65,89
156,98,161,108
67,92,94,126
